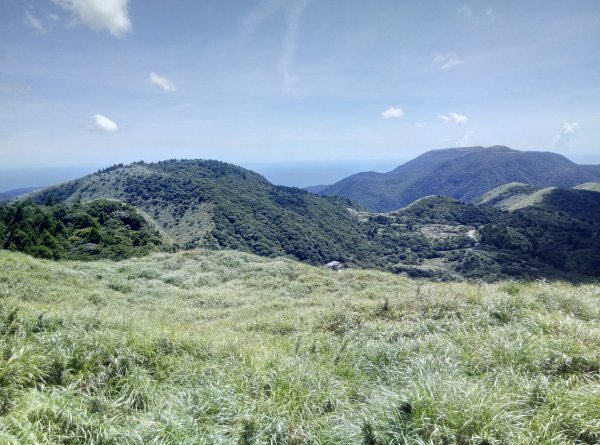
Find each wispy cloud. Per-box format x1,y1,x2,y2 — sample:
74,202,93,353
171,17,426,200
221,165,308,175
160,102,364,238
433,53,462,70
457,5,496,24
149,72,176,92
552,122,579,148
456,130,475,147
241,0,284,37
438,112,468,125
90,114,119,132
25,11,46,33
53,0,132,37
241,0,312,92
381,107,404,119
457,5,473,18
280,0,312,91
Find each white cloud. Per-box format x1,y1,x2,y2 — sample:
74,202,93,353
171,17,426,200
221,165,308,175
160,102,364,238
456,130,475,147
149,72,176,92
53,0,131,37
48,13,60,21
25,11,46,33
438,112,469,125
91,114,119,132
381,107,404,119
433,53,462,70
552,122,579,148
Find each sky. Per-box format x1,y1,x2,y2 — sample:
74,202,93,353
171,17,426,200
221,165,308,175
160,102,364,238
1,0,600,189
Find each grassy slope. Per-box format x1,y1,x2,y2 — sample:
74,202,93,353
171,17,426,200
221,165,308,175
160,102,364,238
575,182,600,192
477,182,542,210
0,250,598,444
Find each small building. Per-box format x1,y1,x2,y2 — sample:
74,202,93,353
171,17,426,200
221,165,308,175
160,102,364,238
326,261,344,271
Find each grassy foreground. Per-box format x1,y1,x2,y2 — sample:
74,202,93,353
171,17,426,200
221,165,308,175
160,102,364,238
0,250,598,444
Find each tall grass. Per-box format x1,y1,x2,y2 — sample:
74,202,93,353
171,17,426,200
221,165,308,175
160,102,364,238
0,249,598,444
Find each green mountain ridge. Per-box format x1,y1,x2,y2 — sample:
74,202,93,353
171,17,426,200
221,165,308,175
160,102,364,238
316,146,600,211
12,159,597,281
28,160,378,266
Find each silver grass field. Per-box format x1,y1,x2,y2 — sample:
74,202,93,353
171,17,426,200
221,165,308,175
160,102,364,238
0,249,598,444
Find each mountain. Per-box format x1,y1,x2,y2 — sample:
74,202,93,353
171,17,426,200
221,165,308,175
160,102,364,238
29,160,379,267
316,146,600,211
0,186,42,202
19,159,599,280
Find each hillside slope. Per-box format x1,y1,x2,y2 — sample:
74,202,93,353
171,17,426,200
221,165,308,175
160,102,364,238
0,249,598,444
575,182,600,192
29,160,376,266
318,146,600,211
479,187,600,276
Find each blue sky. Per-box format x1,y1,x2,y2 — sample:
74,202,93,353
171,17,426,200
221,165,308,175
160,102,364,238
1,0,599,184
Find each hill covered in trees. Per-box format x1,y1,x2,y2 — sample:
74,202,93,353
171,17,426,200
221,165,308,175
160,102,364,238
29,160,379,266
0,199,165,260
315,146,600,211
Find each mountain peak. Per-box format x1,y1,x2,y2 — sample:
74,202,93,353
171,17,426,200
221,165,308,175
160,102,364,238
319,147,600,211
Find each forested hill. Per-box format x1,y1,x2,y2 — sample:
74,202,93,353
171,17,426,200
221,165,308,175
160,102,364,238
29,160,376,266
317,146,600,211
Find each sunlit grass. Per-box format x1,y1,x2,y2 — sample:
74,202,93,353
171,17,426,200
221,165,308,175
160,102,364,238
0,249,598,444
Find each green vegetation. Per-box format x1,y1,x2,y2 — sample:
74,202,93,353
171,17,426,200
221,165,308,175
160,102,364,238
0,199,165,260
319,146,600,211
21,160,600,281
31,160,377,266
480,188,600,277
0,249,598,444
